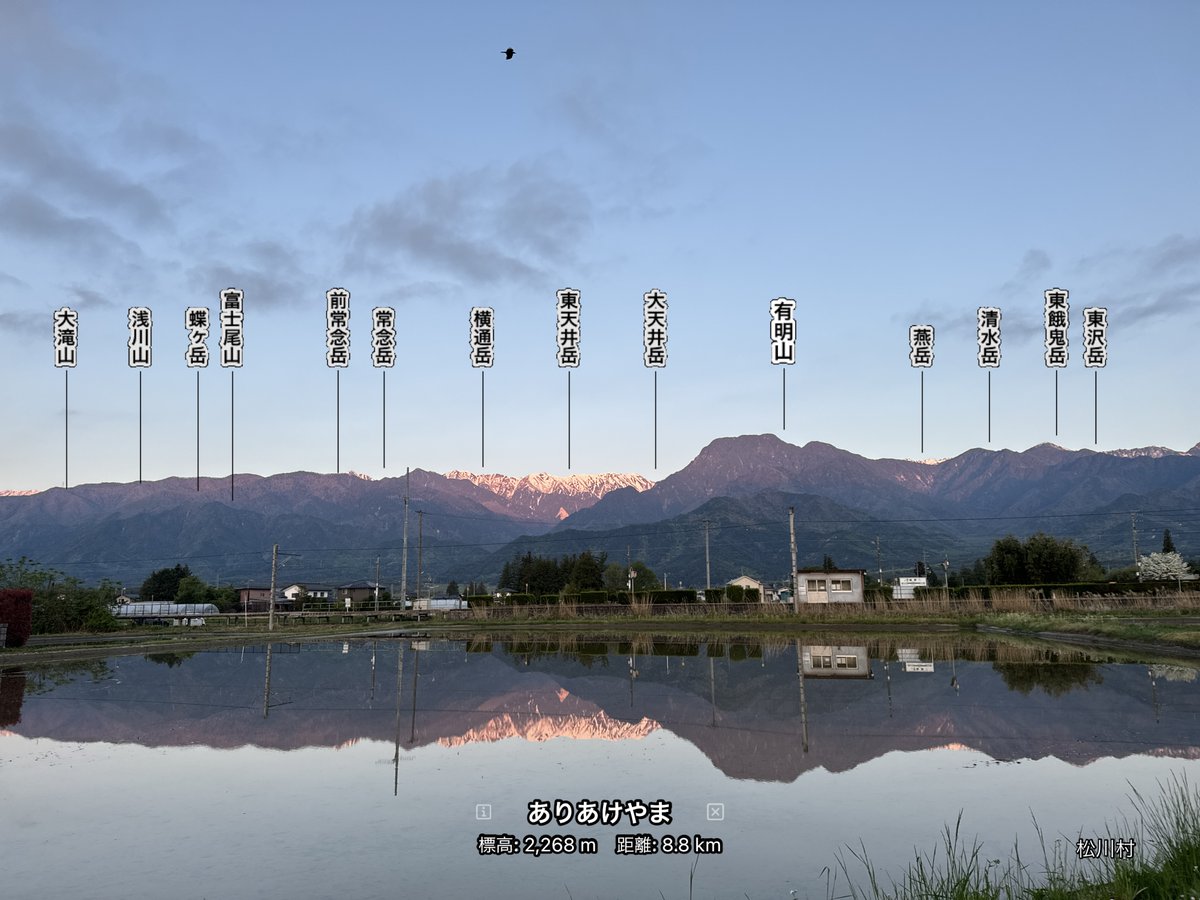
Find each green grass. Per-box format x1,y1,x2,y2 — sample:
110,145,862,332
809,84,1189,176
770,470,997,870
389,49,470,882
984,612,1200,649
827,774,1200,900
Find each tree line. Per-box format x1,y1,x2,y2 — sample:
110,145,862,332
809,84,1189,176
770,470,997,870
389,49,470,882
498,551,661,596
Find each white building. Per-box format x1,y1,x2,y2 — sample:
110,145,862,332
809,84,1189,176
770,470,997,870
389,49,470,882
796,568,866,603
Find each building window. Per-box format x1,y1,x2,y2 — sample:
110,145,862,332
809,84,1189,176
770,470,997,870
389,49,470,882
830,579,852,592
835,655,858,669
807,579,827,591
811,654,833,669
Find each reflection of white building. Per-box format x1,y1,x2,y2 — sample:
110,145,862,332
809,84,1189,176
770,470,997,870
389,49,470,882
800,645,872,678
796,569,865,603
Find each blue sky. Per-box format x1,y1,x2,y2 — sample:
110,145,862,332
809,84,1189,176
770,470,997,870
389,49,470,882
2,1,1198,492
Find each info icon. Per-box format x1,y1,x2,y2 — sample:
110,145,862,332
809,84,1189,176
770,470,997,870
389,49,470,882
476,804,492,821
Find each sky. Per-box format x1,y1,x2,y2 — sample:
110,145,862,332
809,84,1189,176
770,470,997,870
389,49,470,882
2,0,1198,493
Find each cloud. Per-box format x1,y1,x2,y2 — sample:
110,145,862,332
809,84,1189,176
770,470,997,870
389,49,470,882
67,285,114,309
186,240,317,311
342,163,592,288
0,310,41,337
998,249,1052,296
0,3,126,107
0,187,144,261
1115,281,1200,327
0,118,171,229
0,270,27,288
1143,234,1200,276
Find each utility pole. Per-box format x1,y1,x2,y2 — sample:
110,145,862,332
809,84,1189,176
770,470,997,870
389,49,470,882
789,507,799,614
268,542,278,631
874,536,883,588
1131,511,1140,578
417,510,424,601
401,467,410,606
374,557,381,612
704,520,711,591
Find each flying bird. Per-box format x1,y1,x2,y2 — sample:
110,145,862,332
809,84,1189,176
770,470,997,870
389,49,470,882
503,47,515,60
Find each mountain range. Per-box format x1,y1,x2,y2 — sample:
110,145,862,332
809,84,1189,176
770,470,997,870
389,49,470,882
2,435,1199,589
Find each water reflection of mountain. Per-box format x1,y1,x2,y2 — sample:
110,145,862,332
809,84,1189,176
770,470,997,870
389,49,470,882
5,637,1200,782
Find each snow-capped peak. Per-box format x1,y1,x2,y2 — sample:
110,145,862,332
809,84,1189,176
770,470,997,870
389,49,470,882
1104,446,1182,459
445,470,653,500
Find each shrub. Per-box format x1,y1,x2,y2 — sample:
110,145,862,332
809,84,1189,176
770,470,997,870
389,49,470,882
0,589,33,647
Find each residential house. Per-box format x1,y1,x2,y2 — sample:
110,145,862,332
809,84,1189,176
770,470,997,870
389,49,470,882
238,586,274,612
727,575,783,603
337,581,383,608
282,583,334,604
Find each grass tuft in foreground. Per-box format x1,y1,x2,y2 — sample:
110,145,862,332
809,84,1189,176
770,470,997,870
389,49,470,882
827,774,1200,900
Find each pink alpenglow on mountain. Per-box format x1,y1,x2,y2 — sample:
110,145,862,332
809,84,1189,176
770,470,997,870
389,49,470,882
445,470,653,520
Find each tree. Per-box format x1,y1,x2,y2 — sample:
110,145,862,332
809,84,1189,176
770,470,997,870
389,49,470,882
603,563,627,593
446,579,460,597
1139,551,1191,580
139,564,192,604
1163,529,1176,554
174,575,210,605
982,533,1093,584
822,554,836,572
564,550,606,592
984,536,1027,584
629,561,658,593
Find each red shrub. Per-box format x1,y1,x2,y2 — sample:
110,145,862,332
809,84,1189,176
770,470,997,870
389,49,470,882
0,588,33,648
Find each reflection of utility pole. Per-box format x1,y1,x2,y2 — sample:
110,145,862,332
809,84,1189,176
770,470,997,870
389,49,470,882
1148,667,1160,723
262,642,273,718
884,658,893,717
370,639,377,702
794,640,808,753
709,655,717,727
408,645,420,744
628,653,638,707
394,642,405,796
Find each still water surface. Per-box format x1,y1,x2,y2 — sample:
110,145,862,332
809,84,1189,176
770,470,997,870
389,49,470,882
3,633,1199,899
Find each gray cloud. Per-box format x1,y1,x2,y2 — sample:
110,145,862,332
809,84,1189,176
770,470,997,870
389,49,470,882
0,118,170,229
1144,234,1200,276
0,311,41,337
0,3,125,107
1113,281,1200,327
67,285,114,309
342,164,591,288
186,250,314,312
0,187,143,261
0,270,27,288
998,249,1052,296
